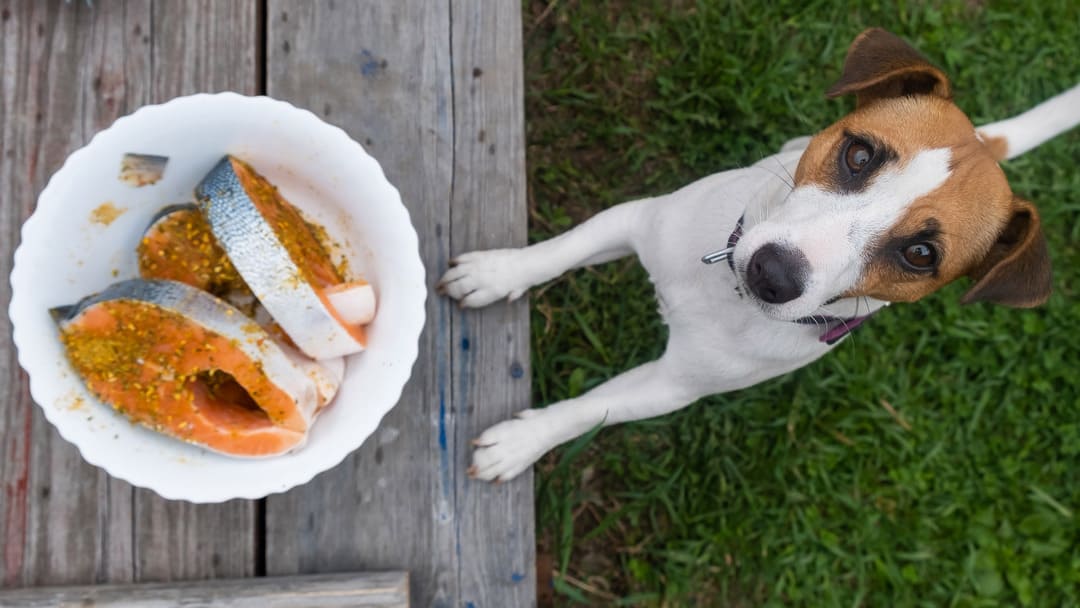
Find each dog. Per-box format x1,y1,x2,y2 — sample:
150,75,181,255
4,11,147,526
437,28,1080,482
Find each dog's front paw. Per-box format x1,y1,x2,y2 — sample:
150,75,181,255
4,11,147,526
437,249,529,308
468,411,551,482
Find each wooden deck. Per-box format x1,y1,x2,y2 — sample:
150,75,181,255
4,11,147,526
0,1,534,606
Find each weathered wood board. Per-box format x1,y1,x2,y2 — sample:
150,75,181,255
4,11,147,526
448,2,534,603
263,1,534,605
0,571,409,607
134,0,261,584
0,0,258,587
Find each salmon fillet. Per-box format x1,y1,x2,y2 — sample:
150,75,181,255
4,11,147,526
56,279,322,457
196,156,375,359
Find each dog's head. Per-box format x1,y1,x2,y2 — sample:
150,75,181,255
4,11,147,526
734,28,1052,321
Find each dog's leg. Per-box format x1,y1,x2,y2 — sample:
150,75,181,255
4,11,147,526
469,356,702,482
438,199,649,308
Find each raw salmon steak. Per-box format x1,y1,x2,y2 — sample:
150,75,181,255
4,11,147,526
137,204,254,308
137,204,345,409
195,156,376,360
55,279,325,457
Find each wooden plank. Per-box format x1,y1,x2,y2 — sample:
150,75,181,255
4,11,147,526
1,0,151,587
1,0,258,588
131,0,260,583
448,2,535,605
262,2,456,604
149,0,259,97
264,0,534,605
0,571,409,607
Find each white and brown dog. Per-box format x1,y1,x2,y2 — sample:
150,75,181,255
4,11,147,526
438,29,1080,482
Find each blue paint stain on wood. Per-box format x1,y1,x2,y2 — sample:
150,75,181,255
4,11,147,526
465,602,476,608
438,394,448,451
434,259,452,502
457,311,472,409
511,571,525,583
510,361,524,378
438,389,450,499
358,49,384,77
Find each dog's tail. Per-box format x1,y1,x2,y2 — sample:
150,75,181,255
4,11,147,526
977,83,1080,161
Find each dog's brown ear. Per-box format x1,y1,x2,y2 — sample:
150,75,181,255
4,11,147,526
961,198,1052,307
826,28,951,107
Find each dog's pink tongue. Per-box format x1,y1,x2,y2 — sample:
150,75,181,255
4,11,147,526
820,315,871,343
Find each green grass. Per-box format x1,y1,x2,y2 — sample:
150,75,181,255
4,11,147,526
523,1,1080,606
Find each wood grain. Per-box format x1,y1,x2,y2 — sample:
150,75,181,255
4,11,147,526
264,0,534,605
150,0,259,98
133,0,260,583
449,2,535,604
1,0,151,587
0,571,409,607
263,1,457,604
0,0,259,588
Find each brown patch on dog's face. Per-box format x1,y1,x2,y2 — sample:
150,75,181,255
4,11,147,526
793,95,1015,303
734,28,1051,315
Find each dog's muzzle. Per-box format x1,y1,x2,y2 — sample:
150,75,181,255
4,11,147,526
745,243,808,304
702,214,881,344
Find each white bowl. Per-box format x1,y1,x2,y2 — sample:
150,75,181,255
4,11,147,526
8,93,426,502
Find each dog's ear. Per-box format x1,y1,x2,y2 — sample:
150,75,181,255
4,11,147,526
826,28,951,107
961,197,1052,307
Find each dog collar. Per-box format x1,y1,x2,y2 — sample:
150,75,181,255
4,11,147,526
702,215,877,345
700,214,743,268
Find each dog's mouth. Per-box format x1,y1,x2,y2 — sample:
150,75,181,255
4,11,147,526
792,310,877,344
751,292,882,344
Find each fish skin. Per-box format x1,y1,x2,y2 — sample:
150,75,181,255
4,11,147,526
119,153,168,187
144,202,198,231
57,278,322,441
195,156,365,359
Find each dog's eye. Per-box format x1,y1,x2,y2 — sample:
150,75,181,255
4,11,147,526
901,243,937,269
845,141,874,173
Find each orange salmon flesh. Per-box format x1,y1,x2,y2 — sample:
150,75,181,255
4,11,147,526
61,299,308,457
229,157,368,346
137,208,251,300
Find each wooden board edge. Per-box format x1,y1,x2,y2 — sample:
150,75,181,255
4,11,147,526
0,571,409,607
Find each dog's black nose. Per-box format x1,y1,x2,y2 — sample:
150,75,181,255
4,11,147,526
746,244,808,304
